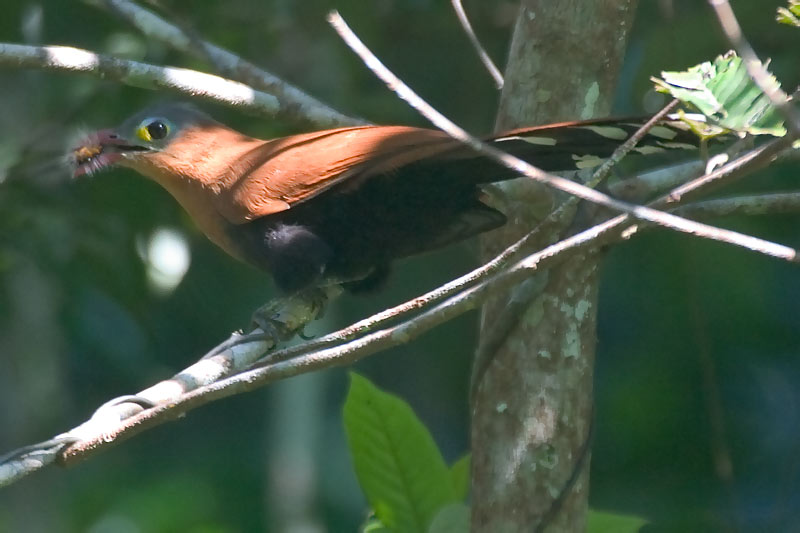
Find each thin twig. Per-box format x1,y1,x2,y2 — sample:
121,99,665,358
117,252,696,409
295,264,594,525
105,0,228,74
589,100,680,187
450,0,504,89
326,11,798,263
87,0,362,128
672,191,800,219
660,137,791,206
708,0,800,135
611,134,800,203
609,160,705,201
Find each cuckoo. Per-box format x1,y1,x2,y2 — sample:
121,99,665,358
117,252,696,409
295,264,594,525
72,102,705,293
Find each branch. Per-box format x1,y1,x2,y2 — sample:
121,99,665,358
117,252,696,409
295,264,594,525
673,191,800,219
0,43,284,118
326,11,799,264
589,99,681,187
450,0,504,89
610,141,800,202
0,40,362,128
608,159,706,201
88,0,362,128
57,211,620,468
0,287,339,487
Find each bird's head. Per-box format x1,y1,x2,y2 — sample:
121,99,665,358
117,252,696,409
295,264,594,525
71,102,218,178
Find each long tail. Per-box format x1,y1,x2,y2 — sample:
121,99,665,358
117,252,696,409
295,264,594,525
489,116,708,172
416,115,718,185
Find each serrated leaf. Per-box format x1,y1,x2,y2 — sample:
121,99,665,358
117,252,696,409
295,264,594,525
652,53,787,137
427,503,470,533
777,1,800,26
449,455,470,501
344,373,457,533
587,510,648,533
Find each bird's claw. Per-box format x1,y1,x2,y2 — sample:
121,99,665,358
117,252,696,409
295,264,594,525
298,328,316,341
249,287,332,345
249,312,286,345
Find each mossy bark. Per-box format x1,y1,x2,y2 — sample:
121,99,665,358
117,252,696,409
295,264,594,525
471,1,639,531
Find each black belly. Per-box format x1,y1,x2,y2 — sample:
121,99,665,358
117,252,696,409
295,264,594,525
226,162,508,293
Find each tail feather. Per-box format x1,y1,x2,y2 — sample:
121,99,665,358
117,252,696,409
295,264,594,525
487,117,712,173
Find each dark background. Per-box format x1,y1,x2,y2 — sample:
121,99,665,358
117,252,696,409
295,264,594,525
1,1,799,531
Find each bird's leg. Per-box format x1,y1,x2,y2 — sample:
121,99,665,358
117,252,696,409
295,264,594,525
249,285,343,344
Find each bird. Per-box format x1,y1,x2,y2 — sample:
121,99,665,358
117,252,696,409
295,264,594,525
71,102,706,294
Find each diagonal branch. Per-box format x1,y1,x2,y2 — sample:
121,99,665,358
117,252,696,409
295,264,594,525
326,11,799,264
87,0,362,128
0,287,339,487
0,43,278,118
450,0,504,89
55,212,627,468
673,191,800,219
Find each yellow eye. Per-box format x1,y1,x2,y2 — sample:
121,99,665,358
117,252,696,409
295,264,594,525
136,120,170,142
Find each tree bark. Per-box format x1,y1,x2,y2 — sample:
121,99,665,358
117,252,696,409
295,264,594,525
471,1,638,531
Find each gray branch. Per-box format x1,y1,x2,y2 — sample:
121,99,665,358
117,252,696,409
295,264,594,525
0,42,360,127
88,0,362,128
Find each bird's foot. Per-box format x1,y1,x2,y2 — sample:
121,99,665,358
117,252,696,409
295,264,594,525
249,286,341,345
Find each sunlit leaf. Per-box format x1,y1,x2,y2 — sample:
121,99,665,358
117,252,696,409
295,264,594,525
777,0,800,26
653,52,787,137
344,373,457,533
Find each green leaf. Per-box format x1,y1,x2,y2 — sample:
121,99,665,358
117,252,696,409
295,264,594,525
362,516,391,533
777,1,800,26
652,52,787,137
449,455,470,501
427,503,470,533
344,373,457,533
587,510,648,533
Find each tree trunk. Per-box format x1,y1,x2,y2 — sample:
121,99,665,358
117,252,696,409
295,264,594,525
471,1,638,531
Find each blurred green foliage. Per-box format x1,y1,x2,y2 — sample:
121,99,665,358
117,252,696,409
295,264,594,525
0,1,798,532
